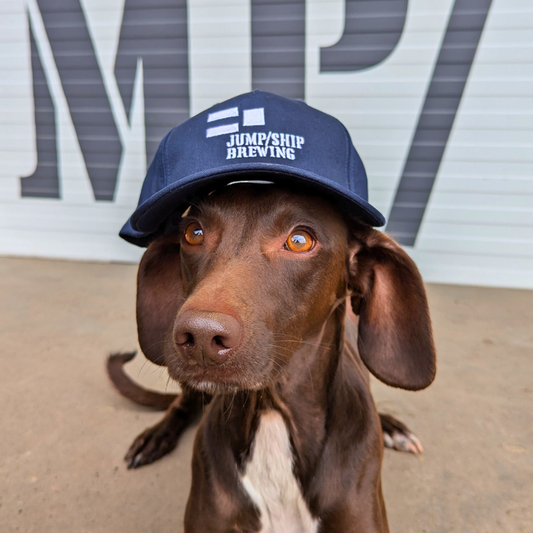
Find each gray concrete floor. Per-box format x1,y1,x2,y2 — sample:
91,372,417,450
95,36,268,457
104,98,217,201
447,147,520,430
0,256,531,533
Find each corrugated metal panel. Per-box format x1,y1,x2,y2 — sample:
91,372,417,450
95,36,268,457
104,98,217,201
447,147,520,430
0,0,532,288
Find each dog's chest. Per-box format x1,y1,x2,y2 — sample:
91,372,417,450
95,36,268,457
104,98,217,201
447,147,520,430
241,410,318,533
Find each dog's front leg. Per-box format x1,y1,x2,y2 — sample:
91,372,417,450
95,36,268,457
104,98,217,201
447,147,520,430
184,403,262,533
125,387,209,468
185,451,261,533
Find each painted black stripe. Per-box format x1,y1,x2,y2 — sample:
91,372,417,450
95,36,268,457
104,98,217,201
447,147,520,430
320,0,408,72
251,0,306,100
386,0,493,245
36,0,122,201
21,13,60,199
114,0,190,165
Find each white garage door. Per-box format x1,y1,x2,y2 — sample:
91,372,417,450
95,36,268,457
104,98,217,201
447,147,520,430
0,0,531,288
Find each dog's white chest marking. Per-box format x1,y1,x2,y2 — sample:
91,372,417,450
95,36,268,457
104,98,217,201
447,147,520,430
242,410,318,533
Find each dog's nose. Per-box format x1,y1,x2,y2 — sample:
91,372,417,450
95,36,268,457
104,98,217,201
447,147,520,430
173,311,243,367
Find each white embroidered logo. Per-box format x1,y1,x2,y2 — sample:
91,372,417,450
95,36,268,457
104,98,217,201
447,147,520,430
206,107,240,137
243,108,265,127
205,106,305,161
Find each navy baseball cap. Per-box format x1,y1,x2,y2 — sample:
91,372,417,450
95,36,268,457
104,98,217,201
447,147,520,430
120,90,385,246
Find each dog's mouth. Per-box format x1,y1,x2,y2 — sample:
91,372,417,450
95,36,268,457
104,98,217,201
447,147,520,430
166,351,278,394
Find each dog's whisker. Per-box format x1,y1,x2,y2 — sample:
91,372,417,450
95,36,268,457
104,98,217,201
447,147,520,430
306,357,315,397
137,358,150,378
272,333,337,349
227,391,237,424
273,338,337,350
137,338,168,352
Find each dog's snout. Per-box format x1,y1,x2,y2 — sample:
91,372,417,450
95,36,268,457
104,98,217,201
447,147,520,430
173,311,243,367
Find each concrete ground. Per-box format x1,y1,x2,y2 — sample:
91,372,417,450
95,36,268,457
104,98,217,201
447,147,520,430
0,255,531,533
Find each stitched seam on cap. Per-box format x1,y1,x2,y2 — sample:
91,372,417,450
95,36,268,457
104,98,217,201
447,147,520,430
161,131,172,187
342,124,352,190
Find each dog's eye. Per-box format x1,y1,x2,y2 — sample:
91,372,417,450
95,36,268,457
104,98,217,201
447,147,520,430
184,223,204,245
285,230,314,253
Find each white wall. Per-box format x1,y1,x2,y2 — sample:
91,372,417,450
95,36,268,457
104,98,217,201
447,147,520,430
0,0,532,288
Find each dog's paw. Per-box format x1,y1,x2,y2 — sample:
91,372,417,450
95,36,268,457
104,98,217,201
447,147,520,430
379,413,423,454
125,422,180,469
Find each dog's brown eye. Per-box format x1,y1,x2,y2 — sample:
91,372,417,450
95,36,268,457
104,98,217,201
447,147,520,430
184,223,204,245
286,230,314,253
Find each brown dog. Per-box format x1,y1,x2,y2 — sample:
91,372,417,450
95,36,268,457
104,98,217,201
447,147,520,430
108,182,436,532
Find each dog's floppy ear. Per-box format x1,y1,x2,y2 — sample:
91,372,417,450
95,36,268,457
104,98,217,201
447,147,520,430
136,237,184,366
348,225,436,390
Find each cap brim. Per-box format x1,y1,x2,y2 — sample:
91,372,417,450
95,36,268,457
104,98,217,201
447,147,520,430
123,163,385,246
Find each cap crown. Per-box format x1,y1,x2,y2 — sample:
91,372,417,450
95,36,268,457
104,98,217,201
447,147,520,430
122,91,384,246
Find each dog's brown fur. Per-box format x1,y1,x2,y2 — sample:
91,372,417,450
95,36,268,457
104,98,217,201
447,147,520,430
108,183,436,532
